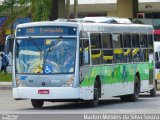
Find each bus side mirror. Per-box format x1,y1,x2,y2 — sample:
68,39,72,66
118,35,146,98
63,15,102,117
4,35,14,54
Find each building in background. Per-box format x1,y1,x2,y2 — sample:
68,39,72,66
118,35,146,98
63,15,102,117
70,0,160,18
1,0,160,51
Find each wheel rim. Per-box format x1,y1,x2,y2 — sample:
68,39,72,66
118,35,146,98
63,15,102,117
94,87,98,101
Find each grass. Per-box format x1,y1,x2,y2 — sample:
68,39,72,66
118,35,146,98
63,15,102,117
0,72,12,82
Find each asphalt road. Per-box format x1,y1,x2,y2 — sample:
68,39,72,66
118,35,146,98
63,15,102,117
0,89,160,114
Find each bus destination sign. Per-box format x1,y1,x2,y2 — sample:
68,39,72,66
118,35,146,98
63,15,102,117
17,26,77,36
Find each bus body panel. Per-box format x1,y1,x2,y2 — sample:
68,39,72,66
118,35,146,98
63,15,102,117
13,87,80,99
80,63,153,94
101,82,134,97
15,74,74,87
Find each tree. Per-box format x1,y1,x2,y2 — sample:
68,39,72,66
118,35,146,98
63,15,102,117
73,0,78,18
0,0,28,34
0,0,53,23
18,0,52,21
0,0,57,35
33,0,53,21
65,0,70,19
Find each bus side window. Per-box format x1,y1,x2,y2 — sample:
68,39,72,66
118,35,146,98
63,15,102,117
113,33,123,63
148,34,153,49
80,40,83,65
140,34,148,62
90,33,102,65
155,52,159,62
102,33,113,64
123,33,131,63
148,34,154,63
132,33,140,62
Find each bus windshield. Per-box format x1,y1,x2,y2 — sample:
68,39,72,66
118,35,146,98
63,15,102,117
16,38,76,74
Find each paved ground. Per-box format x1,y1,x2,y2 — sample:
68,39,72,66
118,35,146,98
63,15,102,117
0,89,160,114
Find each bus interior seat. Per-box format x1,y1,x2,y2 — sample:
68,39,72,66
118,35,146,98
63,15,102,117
114,49,123,63
132,48,140,56
124,48,131,56
103,55,113,63
91,50,101,64
91,51,101,59
132,48,140,62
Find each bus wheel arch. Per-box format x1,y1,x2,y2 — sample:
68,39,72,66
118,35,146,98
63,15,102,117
121,73,140,102
136,72,141,83
133,72,141,101
155,79,158,90
150,87,156,97
95,75,101,98
87,75,101,107
150,79,156,97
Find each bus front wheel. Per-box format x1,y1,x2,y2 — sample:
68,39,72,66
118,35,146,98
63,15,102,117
31,99,44,108
87,80,99,107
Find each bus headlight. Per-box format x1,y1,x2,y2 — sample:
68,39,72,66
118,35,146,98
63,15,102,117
62,76,74,87
16,77,27,87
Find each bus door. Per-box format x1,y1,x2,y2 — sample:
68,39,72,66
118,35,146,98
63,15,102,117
79,37,94,100
79,38,90,83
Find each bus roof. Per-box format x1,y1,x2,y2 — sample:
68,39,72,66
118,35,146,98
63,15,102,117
16,20,153,34
82,16,132,24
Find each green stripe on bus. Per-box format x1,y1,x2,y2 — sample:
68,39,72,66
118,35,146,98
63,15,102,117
80,63,153,87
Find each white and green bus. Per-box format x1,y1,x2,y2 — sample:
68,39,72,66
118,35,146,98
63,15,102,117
12,20,156,108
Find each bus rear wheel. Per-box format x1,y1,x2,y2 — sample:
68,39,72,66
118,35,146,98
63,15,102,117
87,80,99,107
121,75,140,102
31,99,44,108
150,88,156,97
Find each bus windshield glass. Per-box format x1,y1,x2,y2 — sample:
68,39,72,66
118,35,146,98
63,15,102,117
16,38,76,74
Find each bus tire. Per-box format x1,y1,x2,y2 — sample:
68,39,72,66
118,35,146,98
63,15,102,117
155,80,158,90
128,75,140,102
150,88,156,97
120,95,129,102
121,75,140,102
87,80,99,107
31,99,44,108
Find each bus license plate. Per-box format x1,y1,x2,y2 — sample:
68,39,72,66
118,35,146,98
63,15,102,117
38,90,50,94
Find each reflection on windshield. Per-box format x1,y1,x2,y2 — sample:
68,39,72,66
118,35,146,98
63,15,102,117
16,38,76,74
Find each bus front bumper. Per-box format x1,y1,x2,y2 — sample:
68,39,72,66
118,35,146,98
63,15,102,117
13,87,81,100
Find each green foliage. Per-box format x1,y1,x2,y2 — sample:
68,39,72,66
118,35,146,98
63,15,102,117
0,0,54,30
0,0,30,33
26,0,52,21
0,73,12,82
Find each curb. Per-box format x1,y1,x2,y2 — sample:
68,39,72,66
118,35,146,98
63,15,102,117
0,82,12,89
0,82,12,86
